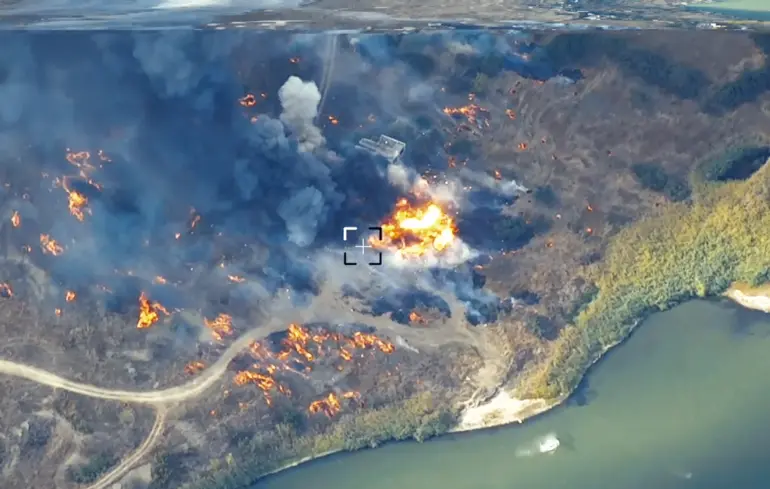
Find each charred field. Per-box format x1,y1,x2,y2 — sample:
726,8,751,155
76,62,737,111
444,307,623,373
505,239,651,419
1,27,770,489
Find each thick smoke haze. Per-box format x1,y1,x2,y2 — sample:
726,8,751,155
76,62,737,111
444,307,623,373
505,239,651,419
0,29,569,330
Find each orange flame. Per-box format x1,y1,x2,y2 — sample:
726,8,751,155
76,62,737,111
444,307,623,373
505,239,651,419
308,391,360,417
409,311,426,325
66,151,93,172
136,292,169,329
185,361,205,375
65,291,76,302
308,393,341,417
40,234,64,255
443,104,488,125
239,94,257,107
204,313,234,341
227,275,245,283
0,283,12,298
371,199,456,259
234,324,394,401
10,211,20,228
67,190,89,221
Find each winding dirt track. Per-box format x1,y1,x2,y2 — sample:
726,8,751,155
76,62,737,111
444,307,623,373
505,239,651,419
0,328,262,405
0,327,267,489
86,411,166,489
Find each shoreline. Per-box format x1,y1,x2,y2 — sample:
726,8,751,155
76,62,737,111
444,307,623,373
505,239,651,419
724,282,770,313
255,284,770,484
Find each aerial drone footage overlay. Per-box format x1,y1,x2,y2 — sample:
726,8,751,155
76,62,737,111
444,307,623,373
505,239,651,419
2,1,770,489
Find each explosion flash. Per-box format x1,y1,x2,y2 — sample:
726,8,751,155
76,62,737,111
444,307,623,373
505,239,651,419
371,199,457,260
136,292,169,329
10,211,20,228
65,291,76,302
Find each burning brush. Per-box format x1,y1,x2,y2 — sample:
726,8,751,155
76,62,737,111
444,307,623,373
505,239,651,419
136,292,170,329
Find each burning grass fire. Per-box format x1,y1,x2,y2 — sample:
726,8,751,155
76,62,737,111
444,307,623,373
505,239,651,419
204,313,235,341
40,234,64,256
371,198,457,260
443,104,489,127
232,323,394,409
308,391,361,417
65,185,89,221
136,292,170,329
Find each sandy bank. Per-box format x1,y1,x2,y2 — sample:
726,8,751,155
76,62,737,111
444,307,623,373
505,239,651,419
451,390,555,433
725,283,770,313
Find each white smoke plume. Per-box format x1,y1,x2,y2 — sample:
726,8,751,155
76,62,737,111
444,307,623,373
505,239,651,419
387,162,461,206
278,76,325,153
458,167,529,196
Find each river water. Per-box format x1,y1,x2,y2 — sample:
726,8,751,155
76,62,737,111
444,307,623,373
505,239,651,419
255,300,770,489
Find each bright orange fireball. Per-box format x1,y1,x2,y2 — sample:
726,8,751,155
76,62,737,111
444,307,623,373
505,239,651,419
371,199,457,259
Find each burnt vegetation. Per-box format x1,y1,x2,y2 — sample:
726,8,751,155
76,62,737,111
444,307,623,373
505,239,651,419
1,26,770,489
631,162,691,202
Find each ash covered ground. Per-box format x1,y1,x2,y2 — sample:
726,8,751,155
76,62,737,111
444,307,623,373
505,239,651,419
2,27,770,489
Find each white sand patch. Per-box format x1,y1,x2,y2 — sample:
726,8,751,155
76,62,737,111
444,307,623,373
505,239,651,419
725,284,770,313
452,390,552,433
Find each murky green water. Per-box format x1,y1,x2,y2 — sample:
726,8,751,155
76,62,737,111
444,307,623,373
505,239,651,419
255,300,770,489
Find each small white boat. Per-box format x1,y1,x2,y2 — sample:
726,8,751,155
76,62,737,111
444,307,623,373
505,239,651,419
537,435,560,454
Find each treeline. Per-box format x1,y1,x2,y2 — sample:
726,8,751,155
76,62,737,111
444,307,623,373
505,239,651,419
523,158,770,399
177,393,456,489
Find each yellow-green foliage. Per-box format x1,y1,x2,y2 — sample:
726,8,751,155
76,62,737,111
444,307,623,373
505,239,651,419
180,393,455,489
528,160,770,399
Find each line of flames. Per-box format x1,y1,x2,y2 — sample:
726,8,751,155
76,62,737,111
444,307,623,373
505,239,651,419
184,323,394,413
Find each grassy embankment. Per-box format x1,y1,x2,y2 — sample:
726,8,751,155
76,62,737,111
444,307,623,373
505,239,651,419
524,159,770,399
173,393,455,489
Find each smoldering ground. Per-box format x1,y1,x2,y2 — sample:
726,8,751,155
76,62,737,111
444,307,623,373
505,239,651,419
0,29,569,343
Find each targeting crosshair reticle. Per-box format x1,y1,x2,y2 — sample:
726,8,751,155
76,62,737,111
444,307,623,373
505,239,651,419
343,226,383,266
